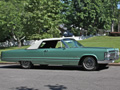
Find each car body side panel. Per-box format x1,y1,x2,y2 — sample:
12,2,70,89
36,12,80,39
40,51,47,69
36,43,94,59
2,49,45,64
39,48,79,65
1,47,119,65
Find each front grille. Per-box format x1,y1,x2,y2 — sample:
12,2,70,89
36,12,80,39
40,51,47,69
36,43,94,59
109,51,119,60
109,53,115,60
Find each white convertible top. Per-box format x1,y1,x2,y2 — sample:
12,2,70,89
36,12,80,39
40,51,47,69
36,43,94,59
27,37,74,49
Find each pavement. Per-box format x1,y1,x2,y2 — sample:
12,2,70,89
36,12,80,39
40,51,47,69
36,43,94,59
0,65,120,90
109,63,120,66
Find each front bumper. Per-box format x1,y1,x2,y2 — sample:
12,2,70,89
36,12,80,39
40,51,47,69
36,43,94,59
98,56,119,64
98,60,115,64
99,51,119,64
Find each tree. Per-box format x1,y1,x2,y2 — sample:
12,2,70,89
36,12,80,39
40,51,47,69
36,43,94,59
0,1,10,42
117,2,120,32
0,0,28,47
62,0,104,35
23,0,64,39
62,0,119,35
105,0,119,32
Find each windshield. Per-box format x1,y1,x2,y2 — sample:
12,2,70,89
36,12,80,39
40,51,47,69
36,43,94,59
63,39,83,48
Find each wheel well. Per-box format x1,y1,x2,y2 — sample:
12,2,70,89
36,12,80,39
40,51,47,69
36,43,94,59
78,56,97,65
19,61,21,64
19,61,33,65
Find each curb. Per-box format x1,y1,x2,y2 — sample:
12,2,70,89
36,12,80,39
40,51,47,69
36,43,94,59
109,63,120,66
0,62,19,64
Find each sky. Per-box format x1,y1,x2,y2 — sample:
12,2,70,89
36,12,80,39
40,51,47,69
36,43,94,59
118,3,120,9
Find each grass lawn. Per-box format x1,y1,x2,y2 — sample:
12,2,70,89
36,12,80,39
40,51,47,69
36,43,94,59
79,36,120,50
79,36,120,63
0,36,120,63
0,45,29,54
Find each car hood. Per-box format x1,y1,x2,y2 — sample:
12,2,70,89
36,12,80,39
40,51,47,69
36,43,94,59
84,47,113,49
82,47,118,51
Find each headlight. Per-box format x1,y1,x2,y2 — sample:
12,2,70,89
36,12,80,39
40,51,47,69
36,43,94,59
115,51,119,59
116,51,119,56
104,52,110,60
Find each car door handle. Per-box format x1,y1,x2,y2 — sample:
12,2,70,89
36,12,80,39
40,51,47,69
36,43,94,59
44,50,48,52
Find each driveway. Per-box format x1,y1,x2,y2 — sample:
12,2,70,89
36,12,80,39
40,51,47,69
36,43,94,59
0,64,120,90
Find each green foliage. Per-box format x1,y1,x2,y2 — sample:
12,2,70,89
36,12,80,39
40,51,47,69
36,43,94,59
23,0,63,38
0,0,63,46
27,28,60,40
0,0,27,46
62,0,120,35
71,28,80,36
27,33,53,40
0,0,120,46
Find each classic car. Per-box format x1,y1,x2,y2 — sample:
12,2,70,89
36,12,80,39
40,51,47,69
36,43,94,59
1,38,119,71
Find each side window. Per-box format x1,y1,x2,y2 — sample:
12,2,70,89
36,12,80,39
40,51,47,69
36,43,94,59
39,42,46,48
39,40,65,49
55,41,65,48
39,41,58,48
65,41,74,48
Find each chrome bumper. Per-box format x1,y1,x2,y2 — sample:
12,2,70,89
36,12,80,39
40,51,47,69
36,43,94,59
99,53,119,64
98,60,115,64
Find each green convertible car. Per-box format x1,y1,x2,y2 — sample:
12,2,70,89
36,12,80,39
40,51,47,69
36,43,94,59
1,38,119,71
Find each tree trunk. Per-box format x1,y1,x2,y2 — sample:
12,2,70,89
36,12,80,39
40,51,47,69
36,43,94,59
118,21,120,32
111,20,114,32
12,35,25,47
18,39,22,47
21,39,24,46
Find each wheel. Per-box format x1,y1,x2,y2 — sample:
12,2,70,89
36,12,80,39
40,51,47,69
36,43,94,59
20,61,33,69
82,57,98,71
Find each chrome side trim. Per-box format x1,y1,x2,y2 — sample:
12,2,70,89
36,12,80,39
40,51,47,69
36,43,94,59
2,57,79,61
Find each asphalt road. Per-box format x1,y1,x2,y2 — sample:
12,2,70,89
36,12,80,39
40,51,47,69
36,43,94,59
0,64,120,90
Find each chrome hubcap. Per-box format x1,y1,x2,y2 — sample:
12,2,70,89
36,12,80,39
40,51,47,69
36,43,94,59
83,57,95,69
22,61,30,68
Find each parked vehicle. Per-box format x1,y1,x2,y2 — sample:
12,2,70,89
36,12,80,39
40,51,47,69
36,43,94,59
1,38,119,71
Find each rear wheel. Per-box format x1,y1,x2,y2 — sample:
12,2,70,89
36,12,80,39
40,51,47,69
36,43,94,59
20,61,33,69
82,57,98,71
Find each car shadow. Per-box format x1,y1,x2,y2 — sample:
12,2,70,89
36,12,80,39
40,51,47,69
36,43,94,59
45,84,67,90
11,84,67,90
11,86,39,90
0,64,109,71
33,65,84,71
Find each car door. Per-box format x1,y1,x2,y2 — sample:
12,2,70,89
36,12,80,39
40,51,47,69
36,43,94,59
26,49,45,64
43,48,69,65
41,40,69,65
37,40,79,65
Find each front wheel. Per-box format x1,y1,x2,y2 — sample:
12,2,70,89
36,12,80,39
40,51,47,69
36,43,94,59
20,61,33,69
82,57,98,71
